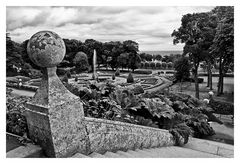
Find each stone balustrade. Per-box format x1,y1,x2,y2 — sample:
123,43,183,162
24,31,176,157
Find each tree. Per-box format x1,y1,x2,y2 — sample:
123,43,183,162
73,52,89,73
172,12,212,98
156,62,162,69
128,53,141,71
210,6,234,95
150,62,156,69
127,72,134,83
155,54,162,61
174,57,191,91
145,62,150,68
167,62,173,70
6,37,25,76
117,53,129,70
162,62,167,70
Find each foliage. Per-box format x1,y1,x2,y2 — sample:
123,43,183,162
127,72,134,83
132,85,144,95
156,62,161,68
115,68,120,76
209,99,234,115
161,62,167,69
210,6,234,95
63,80,217,143
62,74,68,83
170,123,192,146
6,88,30,136
133,69,152,74
150,62,155,69
66,70,71,78
174,57,191,82
73,51,89,73
112,74,115,80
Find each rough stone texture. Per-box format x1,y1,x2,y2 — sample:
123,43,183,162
27,31,66,68
85,117,175,154
25,31,87,157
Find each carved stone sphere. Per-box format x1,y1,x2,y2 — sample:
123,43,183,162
27,31,66,68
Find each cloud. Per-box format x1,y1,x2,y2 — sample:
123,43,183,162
6,6,214,51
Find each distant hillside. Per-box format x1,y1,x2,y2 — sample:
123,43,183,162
140,50,183,56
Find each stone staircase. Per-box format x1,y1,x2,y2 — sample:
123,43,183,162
71,146,223,158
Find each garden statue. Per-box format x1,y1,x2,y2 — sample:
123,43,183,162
25,31,87,157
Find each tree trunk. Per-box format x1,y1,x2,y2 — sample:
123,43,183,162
217,57,223,96
207,61,213,90
220,74,224,94
180,79,183,92
193,64,200,99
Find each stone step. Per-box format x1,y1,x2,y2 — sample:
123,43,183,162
72,146,224,158
183,137,234,157
104,151,122,158
135,149,160,158
126,150,152,158
89,152,105,158
71,153,89,158
115,150,135,158
152,146,222,158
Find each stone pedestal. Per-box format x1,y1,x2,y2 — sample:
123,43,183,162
24,31,88,157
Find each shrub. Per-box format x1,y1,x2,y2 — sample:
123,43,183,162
75,76,78,82
66,70,71,78
115,68,120,76
73,51,89,73
170,123,191,146
209,99,234,115
150,62,156,69
145,62,150,68
57,68,68,76
127,72,134,83
132,85,144,95
112,74,116,80
162,62,167,69
6,88,29,136
62,74,68,83
186,77,204,83
29,69,42,79
156,62,161,69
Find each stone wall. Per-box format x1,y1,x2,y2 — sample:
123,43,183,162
85,117,175,154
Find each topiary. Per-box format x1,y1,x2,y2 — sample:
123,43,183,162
66,70,71,78
112,74,116,80
75,76,78,82
115,68,120,76
62,74,68,83
127,72,134,83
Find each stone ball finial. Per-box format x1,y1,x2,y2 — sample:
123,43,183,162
27,31,66,68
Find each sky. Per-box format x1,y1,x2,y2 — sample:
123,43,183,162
6,6,215,51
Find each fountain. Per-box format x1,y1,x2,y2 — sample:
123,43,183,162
92,49,97,80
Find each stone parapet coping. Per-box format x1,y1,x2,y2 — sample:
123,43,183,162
85,117,169,132
85,117,175,154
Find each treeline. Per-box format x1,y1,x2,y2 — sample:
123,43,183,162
172,6,234,97
6,34,181,77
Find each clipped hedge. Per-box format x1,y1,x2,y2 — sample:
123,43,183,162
133,69,152,74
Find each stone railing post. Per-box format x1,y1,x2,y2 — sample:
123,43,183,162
24,31,88,157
